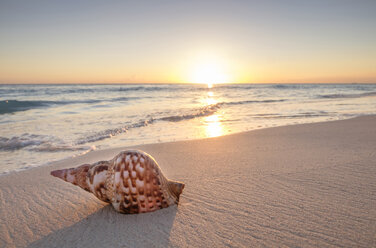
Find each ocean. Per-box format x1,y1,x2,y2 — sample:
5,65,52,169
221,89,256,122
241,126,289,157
1,83,376,174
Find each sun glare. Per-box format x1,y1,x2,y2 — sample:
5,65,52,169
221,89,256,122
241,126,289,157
190,60,230,85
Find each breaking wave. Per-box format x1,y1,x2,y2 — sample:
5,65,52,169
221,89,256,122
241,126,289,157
252,111,331,119
77,104,220,144
223,99,286,105
0,133,94,152
159,104,220,122
0,97,135,114
76,99,288,145
319,91,376,99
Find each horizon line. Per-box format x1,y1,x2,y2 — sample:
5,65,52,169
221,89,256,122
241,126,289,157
1,82,375,85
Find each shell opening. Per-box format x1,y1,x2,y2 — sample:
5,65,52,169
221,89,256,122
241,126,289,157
168,180,185,203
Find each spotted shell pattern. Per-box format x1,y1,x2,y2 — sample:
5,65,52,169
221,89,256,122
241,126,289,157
51,150,184,214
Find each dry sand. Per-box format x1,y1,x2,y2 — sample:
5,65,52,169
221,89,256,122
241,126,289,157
1,116,375,247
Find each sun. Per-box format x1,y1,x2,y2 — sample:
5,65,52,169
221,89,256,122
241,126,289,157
190,60,230,85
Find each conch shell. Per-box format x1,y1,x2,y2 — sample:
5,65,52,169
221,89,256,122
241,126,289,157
51,150,184,214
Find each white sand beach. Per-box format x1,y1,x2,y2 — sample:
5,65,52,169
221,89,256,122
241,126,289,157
1,116,375,247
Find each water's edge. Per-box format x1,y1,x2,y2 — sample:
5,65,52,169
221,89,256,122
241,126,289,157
1,114,370,177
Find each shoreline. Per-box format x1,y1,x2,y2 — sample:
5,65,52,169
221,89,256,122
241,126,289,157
0,114,364,176
1,115,376,247
2,83,376,176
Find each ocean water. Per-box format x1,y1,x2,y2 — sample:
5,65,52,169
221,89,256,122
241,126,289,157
1,83,376,174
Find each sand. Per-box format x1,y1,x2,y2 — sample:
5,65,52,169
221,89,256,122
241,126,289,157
1,116,375,247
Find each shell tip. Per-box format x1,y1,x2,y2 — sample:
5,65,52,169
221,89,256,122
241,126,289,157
50,169,64,179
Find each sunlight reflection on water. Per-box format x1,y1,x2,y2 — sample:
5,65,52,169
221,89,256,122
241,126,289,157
201,89,225,137
204,114,223,138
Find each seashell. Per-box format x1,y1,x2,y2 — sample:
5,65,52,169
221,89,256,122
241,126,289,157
50,150,184,214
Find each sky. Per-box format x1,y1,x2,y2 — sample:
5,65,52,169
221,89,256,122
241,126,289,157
0,0,375,84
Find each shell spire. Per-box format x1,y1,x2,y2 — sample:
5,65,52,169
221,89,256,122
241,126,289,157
51,164,91,192
50,150,184,214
